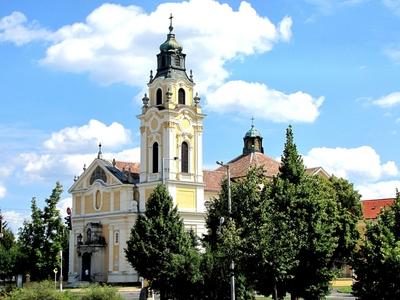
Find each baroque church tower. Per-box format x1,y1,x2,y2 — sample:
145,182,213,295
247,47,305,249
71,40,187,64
137,15,206,234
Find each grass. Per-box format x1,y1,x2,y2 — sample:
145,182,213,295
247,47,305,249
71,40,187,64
335,285,353,294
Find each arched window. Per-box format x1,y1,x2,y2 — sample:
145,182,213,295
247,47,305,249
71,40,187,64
175,55,180,66
114,231,119,245
181,142,189,173
90,166,107,185
152,142,159,173
178,88,185,105
156,89,162,105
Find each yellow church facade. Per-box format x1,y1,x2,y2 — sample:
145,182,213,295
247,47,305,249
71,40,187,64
67,19,207,284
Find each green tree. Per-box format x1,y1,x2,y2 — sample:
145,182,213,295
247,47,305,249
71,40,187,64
18,182,68,280
0,213,25,283
352,191,400,299
125,184,201,300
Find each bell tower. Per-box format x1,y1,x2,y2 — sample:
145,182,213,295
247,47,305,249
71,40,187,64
137,15,206,233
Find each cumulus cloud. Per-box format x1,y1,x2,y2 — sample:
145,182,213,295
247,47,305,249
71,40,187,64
357,180,400,199
304,146,399,183
44,119,132,153
206,80,323,123
372,92,400,108
0,11,54,45
0,1,291,93
16,119,139,182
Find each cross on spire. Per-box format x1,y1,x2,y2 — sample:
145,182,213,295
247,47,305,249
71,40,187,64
169,13,174,33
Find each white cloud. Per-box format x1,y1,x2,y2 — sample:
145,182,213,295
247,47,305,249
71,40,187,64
279,16,293,42
384,47,400,64
372,92,400,108
2,0,290,92
206,80,323,123
383,0,400,16
57,197,72,218
304,146,399,183
44,119,132,153
14,119,139,182
2,210,29,234
0,184,6,198
0,11,54,45
357,180,400,199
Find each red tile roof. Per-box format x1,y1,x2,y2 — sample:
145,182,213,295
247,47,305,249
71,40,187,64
203,170,225,192
361,198,395,219
216,152,281,179
114,161,140,173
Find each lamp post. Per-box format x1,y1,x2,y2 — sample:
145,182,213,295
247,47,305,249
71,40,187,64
216,160,235,300
162,157,179,184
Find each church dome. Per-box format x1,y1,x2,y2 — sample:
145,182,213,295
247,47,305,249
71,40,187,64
244,125,262,138
160,33,182,52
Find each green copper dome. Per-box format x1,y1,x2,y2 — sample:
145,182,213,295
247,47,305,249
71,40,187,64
160,33,182,52
244,125,262,138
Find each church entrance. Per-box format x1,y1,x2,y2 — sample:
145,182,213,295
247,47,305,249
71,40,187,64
82,252,91,281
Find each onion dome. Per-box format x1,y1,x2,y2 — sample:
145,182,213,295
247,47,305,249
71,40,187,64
159,14,182,52
244,124,262,138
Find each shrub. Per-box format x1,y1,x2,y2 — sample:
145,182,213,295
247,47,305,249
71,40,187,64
3,280,76,300
80,284,123,300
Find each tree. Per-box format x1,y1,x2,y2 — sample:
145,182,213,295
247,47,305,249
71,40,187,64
18,182,68,280
352,191,400,299
125,184,201,300
0,213,25,283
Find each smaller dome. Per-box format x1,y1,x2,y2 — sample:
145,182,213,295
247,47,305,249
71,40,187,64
160,33,182,52
244,125,262,138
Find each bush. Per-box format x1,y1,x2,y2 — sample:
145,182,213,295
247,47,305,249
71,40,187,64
3,280,76,300
80,284,123,300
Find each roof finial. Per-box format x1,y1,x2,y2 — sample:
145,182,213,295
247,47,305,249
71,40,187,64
97,143,103,159
251,116,255,127
169,13,174,33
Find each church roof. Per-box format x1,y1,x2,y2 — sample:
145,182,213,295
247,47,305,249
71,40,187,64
217,152,281,179
361,198,395,219
203,170,226,192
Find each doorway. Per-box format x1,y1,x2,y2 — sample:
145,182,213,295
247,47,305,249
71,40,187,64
82,252,91,281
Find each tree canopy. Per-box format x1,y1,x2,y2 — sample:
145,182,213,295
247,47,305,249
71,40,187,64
352,191,400,299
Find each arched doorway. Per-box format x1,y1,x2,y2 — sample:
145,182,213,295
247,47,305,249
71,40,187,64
82,252,91,281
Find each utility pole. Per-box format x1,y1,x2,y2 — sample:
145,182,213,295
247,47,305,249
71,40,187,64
216,161,235,300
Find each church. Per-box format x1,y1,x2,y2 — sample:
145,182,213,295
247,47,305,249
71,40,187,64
67,18,328,284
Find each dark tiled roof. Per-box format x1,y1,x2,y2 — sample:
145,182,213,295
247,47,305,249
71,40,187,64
361,198,395,219
105,160,139,184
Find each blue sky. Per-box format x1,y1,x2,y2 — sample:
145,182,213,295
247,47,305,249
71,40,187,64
1,0,400,233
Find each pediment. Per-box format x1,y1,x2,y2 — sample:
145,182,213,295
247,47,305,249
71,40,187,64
68,158,124,193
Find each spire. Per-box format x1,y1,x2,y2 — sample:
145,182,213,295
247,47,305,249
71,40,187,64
97,143,103,159
169,13,174,33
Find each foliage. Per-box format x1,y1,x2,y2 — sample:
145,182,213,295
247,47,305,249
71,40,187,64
2,281,76,300
352,191,400,299
204,125,362,300
125,184,202,300
80,284,123,300
0,213,25,281
18,182,69,280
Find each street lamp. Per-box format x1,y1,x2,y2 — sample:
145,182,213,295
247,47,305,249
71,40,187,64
216,160,235,300
162,156,179,184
